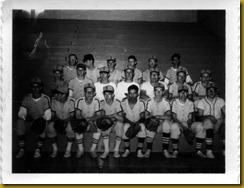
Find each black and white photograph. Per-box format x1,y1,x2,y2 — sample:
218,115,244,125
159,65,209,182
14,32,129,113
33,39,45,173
1,0,240,184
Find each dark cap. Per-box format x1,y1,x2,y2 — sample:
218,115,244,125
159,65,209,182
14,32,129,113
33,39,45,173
83,54,94,62
178,85,188,92
56,82,69,94
154,82,165,90
124,65,135,72
206,82,217,90
53,65,63,73
107,56,116,62
201,69,212,76
99,66,109,73
150,67,160,74
31,77,42,85
176,67,187,75
148,55,157,62
76,63,87,70
103,85,114,93
84,83,96,91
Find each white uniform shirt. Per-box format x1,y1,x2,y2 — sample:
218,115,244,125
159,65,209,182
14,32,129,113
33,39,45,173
76,97,101,118
169,82,192,98
86,67,100,83
100,99,122,116
121,99,145,123
193,81,207,96
94,82,117,100
172,99,194,126
68,77,93,100
109,69,122,85
165,66,193,85
197,97,225,119
142,69,164,82
51,97,75,120
121,68,143,84
140,81,168,99
115,81,140,101
146,98,171,116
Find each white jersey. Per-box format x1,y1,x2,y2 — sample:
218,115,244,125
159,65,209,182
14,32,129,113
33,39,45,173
165,66,193,85
171,98,194,126
76,97,101,118
142,69,164,82
115,81,140,101
109,69,122,85
100,99,122,116
94,82,117,100
86,67,100,83
121,99,145,123
146,98,171,116
169,82,192,98
197,97,225,119
140,81,168,99
51,97,75,120
63,66,77,83
193,81,207,96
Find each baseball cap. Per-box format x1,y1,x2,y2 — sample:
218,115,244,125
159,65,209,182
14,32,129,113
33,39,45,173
31,77,42,85
56,82,69,94
154,82,165,90
150,67,160,74
206,82,217,90
176,67,187,75
178,85,188,92
84,83,95,91
76,63,87,70
124,65,135,72
83,54,94,62
99,66,109,73
103,85,114,93
53,65,63,73
107,56,116,62
200,69,212,76
148,55,157,62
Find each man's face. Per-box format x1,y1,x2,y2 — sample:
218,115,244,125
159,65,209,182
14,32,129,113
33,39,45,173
55,92,65,101
179,90,188,101
177,72,186,83
127,89,138,103
104,91,114,102
150,72,159,83
76,68,86,77
100,72,109,80
107,61,116,69
154,87,164,99
128,58,136,67
201,73,211,85
53,71,62,80
31,83,42,96
207,88,217,99
148,59,157,68
125,69,134,80
69,55,77,66
85,88,95,100
172,57,180,67
84,59,93,68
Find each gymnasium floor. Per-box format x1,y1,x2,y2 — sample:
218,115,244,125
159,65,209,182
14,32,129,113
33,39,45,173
13,151,225,173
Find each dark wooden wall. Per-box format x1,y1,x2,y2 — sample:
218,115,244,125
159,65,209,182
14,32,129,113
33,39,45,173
13,17,225,152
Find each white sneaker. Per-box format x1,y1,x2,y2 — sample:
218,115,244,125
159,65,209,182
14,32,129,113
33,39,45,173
50,150,58,158
163,150,172,158
172,150,178,159
196,150,206,158
100,151,109,159
122,149,130,158
16,149,25,158
137,150,144,158
64,150,71,158
206,150,215,159
90,151,97,158
144,149,151,158
33,149,41,158
75,150,84,158
113,151,120,158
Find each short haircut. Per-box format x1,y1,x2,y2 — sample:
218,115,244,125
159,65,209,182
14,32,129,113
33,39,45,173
69,53,78,60
171,53,181,61
128,84,139,93
128,55,137,62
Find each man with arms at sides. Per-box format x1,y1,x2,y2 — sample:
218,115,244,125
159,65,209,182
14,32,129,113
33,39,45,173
83,53,100,83
63,53,79,83
107,56,122,85
68,63,93,100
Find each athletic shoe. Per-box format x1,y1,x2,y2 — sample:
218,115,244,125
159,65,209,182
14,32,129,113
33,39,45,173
100,151,109,159
206,150,215,159
122,149,130,158
75,150,84,158
90,151,97,158
163,150,172,158
113,151,120,158
172,150,178,159
137,150,144,158
196,150,206,158
50,150,58,158
16,149,25,158
33,149,41,158
144,149,151,158
64,150,71,158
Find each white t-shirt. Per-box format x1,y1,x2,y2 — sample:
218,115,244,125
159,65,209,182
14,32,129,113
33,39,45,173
94,82,117,100
140,81,168,99
115,81,140,101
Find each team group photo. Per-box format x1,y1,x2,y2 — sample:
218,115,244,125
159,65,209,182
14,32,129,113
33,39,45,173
10,8,228,175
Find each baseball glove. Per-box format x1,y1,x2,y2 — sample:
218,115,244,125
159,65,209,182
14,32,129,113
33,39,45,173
96,117,114,131
145,116,159,132
125,123,141,139
71,118,88,134
26,114,34,122
183,128,195,145
31,117,46,134
53,120,67,135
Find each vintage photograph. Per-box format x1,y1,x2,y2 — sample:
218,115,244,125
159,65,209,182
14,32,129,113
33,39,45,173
1,0,240,184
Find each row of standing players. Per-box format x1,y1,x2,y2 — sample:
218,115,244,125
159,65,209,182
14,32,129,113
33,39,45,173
15,53,225,160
